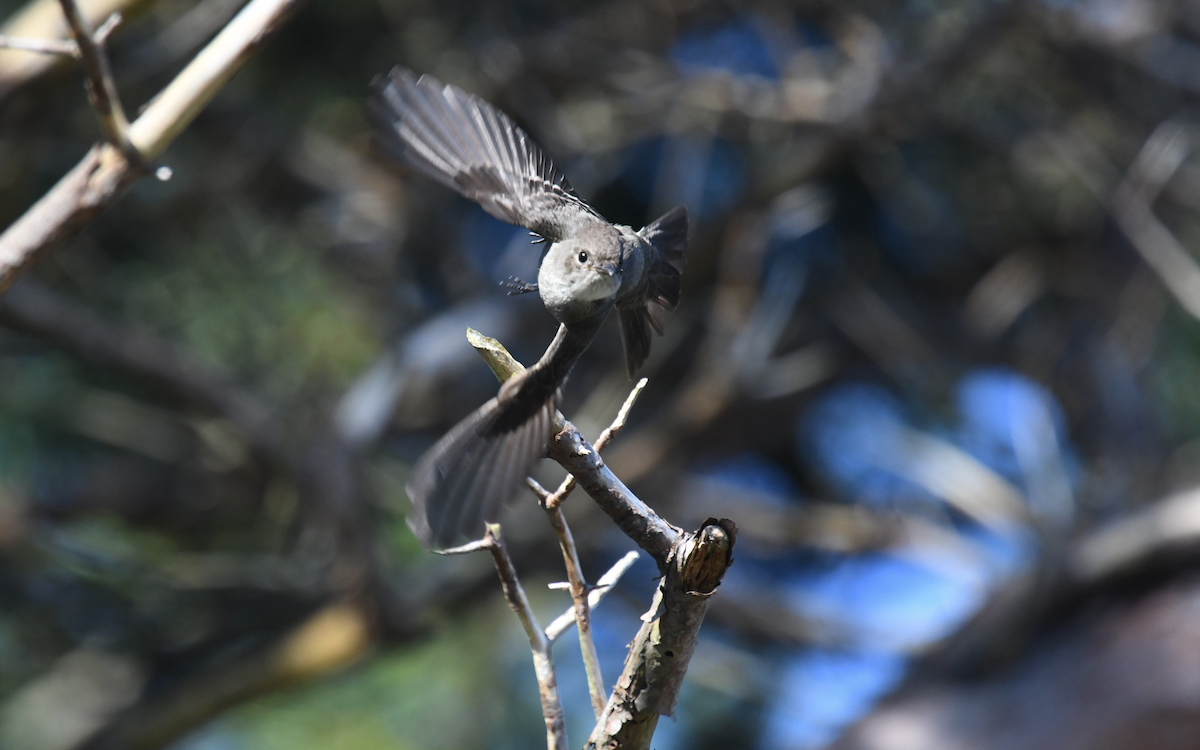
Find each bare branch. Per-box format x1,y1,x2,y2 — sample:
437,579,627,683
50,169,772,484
546,502,606,718
546,551,640,642
57,0,133,157
545,377,647,511
466,328,679,563
586,519,736,750
548,423,680,566
432,537,495,556
0,35,78,56
526,476,552,502
467,326,526,381
468,328,733,747
517,379,651,718
540,379,648,717
91,11,120,44
0,0,308,295
425,511,567,749
480,525,567,750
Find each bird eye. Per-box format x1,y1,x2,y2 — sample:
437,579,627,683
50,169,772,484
577,251,588,264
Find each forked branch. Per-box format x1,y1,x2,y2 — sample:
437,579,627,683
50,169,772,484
468,329,737,750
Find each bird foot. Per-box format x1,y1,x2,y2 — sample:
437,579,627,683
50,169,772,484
502,276,539,296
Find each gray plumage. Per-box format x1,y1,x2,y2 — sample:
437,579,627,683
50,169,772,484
369,67,687,548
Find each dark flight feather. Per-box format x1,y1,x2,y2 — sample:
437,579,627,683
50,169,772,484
368,68,598,243
407,392,557,548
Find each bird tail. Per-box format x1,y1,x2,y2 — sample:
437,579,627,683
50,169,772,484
406,393,557,548
639,205,688,312
620,206,689,376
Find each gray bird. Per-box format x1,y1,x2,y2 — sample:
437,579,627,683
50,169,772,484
368,68,687,548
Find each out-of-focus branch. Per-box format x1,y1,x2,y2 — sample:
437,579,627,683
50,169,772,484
0,34,78,55
914,481,1200,681
79,602,372,750
0,280,292,468
1070,485,1200,586
440,526,567,750
57,0,133,157
1051,119,1200,322
0,0,146,97
0,0,308,294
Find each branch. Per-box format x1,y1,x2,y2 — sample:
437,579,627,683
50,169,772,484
57,1,134,157
0,35,79,56
440,525,567,750
547,424,680,566
80,602,372,750
467,329,737,749
545,377,646,511
0,280,292,469
546,486,606,718
0,0,308,294
545,551,640,642
526,379,647,718
0,0,140,98
585,518,737,750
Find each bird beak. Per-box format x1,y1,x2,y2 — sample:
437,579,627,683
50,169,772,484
594,262,618,277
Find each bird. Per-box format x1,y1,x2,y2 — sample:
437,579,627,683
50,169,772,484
368,67,687,548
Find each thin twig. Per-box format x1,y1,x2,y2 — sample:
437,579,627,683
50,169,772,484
526,475,552,502
433,521,567,750
56,1,135,159
546,551,640,642
432,537,495,556
532,467,607,715
545,378,647,511
1050,122,1200,323
468,330,729,747
536,378,647,717
547,502,606,719
92,13,123,45
0,35,78,57
548,423,680,566
482,525,568,750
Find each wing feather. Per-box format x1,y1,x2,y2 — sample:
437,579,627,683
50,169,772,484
369,67,596,242
406,392,555,548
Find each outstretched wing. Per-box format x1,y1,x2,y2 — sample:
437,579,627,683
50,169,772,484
407,393,557,549
368,67,596,243
405,317,606,548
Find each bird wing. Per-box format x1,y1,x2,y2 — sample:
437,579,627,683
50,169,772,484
406,392,557,548
405,317,608,548
369,67,596,243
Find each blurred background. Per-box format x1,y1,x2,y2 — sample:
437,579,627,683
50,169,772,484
3,0,1200,747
